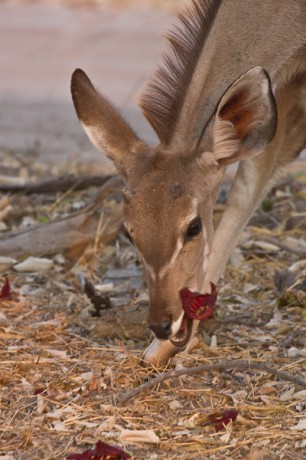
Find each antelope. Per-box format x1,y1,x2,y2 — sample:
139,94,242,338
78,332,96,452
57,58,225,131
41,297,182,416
71,0,306,367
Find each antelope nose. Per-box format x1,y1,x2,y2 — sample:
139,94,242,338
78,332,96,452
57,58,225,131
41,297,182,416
149,319,172,340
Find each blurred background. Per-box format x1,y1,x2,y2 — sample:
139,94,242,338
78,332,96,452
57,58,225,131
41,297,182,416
0,0,184,176
1,0,305,179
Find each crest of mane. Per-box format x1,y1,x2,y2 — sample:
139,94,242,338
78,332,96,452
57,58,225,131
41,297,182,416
139,0,222,146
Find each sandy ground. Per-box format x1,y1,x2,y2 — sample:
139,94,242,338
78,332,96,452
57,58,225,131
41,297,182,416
0,1,173,175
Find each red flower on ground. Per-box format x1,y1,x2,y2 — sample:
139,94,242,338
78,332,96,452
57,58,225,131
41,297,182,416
208,409,239,432
0,276,11,300
34,388,47,396
180,282,217,320
66,440,131,460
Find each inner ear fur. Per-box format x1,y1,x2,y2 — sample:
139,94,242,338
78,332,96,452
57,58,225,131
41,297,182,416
212,67,277,165
71,69,148,178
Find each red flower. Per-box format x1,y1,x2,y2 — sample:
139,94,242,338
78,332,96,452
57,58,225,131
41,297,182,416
209,409,238,432
34,388,47,396
66,440,131,460
0,276,11,300
180,282,217,320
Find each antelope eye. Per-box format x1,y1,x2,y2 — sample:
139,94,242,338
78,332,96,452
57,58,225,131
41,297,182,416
185,217,202,241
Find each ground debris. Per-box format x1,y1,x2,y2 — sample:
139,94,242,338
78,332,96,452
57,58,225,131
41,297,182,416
0,175,123,260
1,171,306,459
0,174,113,194
82,276,113,316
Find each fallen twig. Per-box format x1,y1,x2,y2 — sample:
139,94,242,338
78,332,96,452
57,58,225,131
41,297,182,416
117,359,306,405
0,175,124,260
0,174,114,194
261,236,306,256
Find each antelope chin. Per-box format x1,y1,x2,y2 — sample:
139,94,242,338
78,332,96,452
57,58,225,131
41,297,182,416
170,315,193,348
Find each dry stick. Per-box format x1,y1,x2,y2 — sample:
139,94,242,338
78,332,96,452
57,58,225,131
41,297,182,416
0,175,124,260
0,174,114,194
261,236,306,256
117,359,306,405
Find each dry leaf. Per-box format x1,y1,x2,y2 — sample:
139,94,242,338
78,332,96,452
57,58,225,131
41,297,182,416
287,347,306,358
44,348,68,359
97,416,116,432
0,257,16,273
119,429,160,444
265,311,283,328
259,395,272,405
46,407,74,420
36,395,47,415
257,385,277,395
219,431,232,443
0,195,11,211
74,372,93,383
291,389,306,400
168,400,182,410
230,390,248,402
253,241,279,252
95,283,114,292
280,386,296,402
284,236,306,251
290,419,306,431
295,439,306,448
14,257,54,273
52,421,67,431
242,448,267,460
236,415,257,427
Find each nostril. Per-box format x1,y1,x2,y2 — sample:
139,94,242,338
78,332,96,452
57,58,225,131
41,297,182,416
161,319,172,333
149,319,172,340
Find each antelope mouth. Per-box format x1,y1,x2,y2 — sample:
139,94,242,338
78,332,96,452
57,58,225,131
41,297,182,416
170,315,193,348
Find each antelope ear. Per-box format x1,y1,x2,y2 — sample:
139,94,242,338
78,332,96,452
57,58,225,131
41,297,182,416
212,67,277,165
71,69,146,178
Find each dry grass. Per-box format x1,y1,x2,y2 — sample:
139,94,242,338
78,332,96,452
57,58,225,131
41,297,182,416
1,169,306,459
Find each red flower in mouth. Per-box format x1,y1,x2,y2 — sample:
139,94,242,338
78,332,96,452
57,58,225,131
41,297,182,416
179,282,217,320
66,440,131,460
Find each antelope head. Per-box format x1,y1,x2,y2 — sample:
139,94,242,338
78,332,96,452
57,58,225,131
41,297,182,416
71,66,276,356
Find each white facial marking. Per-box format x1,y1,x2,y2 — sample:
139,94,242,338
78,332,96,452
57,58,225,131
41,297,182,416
138,198,201,281
157,199,199,279
142,259,156,281
171,311,185,336
158,239,183,279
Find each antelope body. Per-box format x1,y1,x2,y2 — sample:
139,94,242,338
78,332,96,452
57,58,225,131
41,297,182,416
71,0,306,366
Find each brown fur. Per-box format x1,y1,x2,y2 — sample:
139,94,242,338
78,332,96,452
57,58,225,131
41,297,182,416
141,0,306,151
71,0,306,366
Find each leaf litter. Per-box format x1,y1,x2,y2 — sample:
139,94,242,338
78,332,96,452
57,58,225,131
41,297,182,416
0,149,306,459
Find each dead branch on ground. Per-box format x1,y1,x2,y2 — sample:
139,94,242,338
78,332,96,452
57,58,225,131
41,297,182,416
117,359,306,405
0,175,124,260
0,174,114,194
